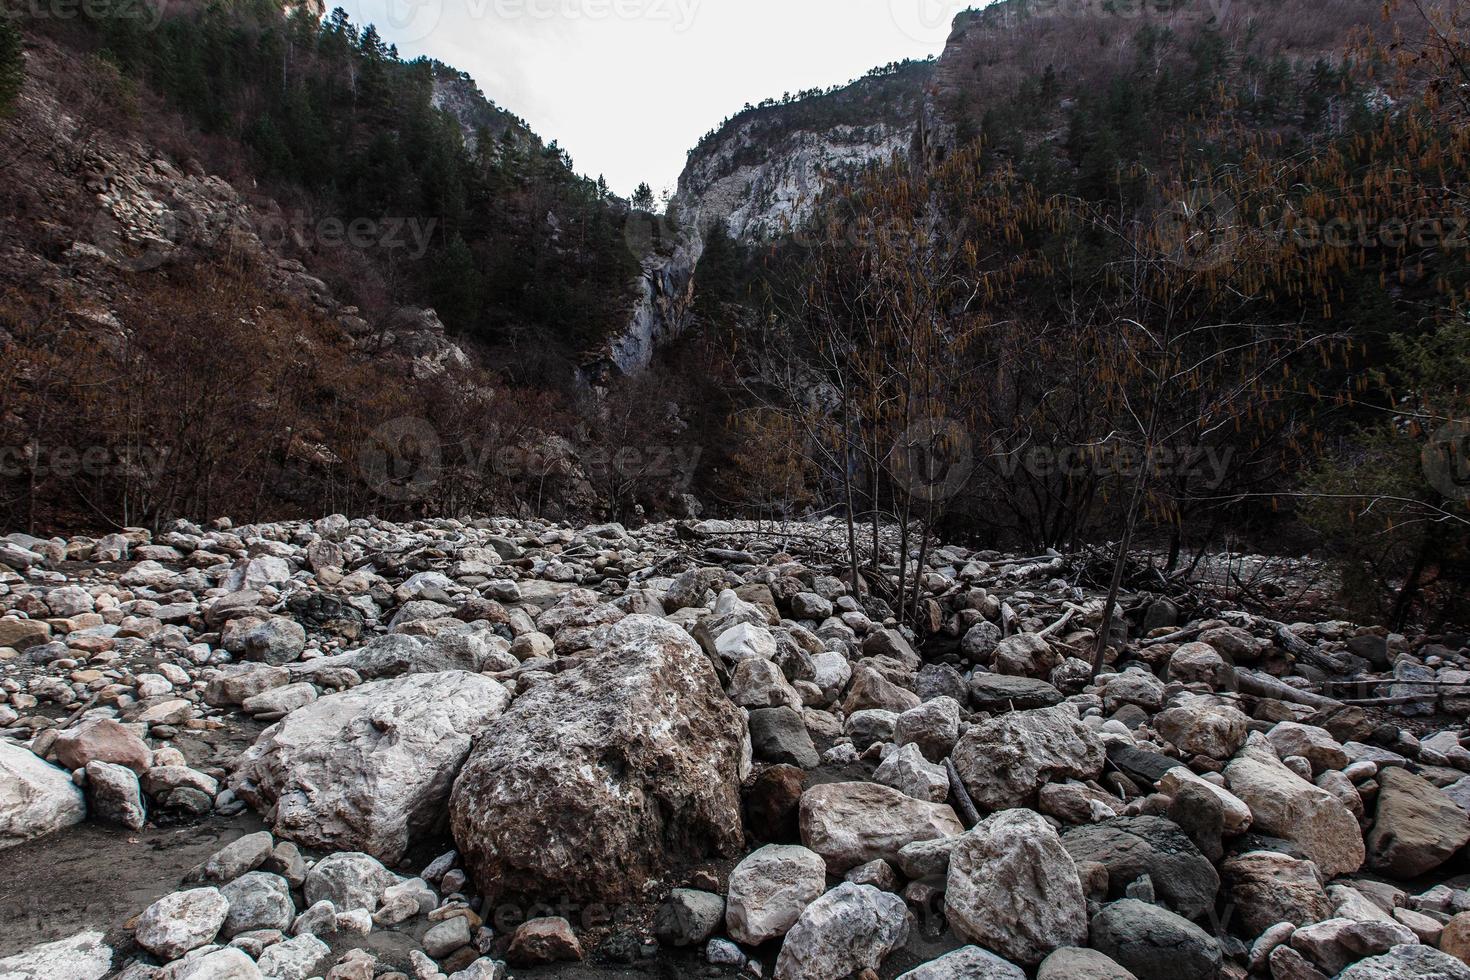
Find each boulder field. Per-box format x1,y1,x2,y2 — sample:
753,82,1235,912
0,515,1468,978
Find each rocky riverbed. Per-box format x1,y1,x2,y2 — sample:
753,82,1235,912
1,516,1469,980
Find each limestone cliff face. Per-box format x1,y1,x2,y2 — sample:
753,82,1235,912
676,118,917,246
605,59,938,374
429,67,541,157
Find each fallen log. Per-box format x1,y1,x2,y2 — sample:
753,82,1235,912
945,758,981,829
1140,626,1204,648
1267,622,1356,675
1235,668,1344,709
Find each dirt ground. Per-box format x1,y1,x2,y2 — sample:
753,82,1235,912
0,810,268,960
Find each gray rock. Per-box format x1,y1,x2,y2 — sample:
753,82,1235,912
748,706,820,768
725,844,826,945
239,617,307,666
799,781,964,873
0,930,112,980
303,851,398,913
915,664,967,703
960,621,1002,663
423,916,472,958
0,740,86,849
773,882,911,980
654,889,724,947
1089,899,1222,980
873,742,950,802
951,705,1105,810
1060,816,1219,919
898,946,1027,979
135,887,230,960
946,809,1088,966
1037,947,1138,979
199,832,275,884
158,946,262,979
1154,695,1249,760
450,616,748,906
1335,944,1470,979
84,760,146,830
968,673,1064,711
233,670,511,864
894,697,961,762
220,872,294,938
254,933,328,980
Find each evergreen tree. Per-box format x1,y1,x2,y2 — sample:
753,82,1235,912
631,182,655,211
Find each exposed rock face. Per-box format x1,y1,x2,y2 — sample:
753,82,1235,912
450,615,748,904
0,740,86,850
1223,733,1364,876
1366,767,1470,878
950,705,1105,810
799,780,964,873
772,882,912,980
945,809,1089,966
232,670,510,865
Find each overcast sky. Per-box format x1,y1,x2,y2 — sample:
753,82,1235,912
329,0,969,197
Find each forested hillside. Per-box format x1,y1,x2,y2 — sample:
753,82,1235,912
684,0,1470,627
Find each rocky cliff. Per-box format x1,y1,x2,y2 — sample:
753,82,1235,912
605,59,936,374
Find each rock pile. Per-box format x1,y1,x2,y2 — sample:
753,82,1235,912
1,515,1469,979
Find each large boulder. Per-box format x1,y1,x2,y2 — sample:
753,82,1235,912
951,706,1105,811
1153,695,1249,760
799,781,964,873
1223,733,1364,876
231,670,510,864
0,741,86,850
1366,766,1470,879
725,844,826,945
1090,899,1222,980
773,882,911,980
1060,816,1219,918
1220,850,1332,937
450,616,748,905
946,809,1088,966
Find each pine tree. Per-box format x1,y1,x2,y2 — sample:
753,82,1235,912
631,182,655,211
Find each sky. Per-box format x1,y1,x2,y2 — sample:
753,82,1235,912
328,0,971,198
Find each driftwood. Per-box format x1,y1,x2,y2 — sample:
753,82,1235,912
1267,622,1356,675
1234,669,1343,709
1140,626,1204,648
1038,606,1077,639
1000,602,1018,639
945,758,981,828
